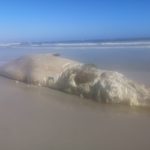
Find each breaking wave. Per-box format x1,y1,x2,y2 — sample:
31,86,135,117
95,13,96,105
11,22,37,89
1,40,150,48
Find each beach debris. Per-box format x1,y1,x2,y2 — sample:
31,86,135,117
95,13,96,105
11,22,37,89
52,53,61,57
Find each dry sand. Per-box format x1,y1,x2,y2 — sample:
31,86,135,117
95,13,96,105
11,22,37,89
0,76,150,150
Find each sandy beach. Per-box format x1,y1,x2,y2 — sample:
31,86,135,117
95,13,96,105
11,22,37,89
1,0,150,149
0,76,150,150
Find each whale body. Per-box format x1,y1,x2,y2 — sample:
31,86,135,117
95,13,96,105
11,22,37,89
0,53,149,106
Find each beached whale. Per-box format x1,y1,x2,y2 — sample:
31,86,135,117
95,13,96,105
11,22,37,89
0,54,79,86
0,53,149,106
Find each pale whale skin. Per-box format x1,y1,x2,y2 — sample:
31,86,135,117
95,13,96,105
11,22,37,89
0,53,149,106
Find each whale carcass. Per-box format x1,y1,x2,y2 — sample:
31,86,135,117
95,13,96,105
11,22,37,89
0,53,149,106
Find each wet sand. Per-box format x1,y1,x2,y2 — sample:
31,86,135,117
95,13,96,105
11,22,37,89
0,76,150,150
119,70,150,87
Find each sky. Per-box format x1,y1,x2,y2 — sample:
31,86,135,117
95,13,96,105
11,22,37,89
0,0,150,42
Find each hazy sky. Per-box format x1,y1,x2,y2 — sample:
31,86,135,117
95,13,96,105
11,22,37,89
0,0,150,41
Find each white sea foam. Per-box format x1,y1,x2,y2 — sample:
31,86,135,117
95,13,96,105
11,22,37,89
1,40,150,48
100,41,150,47
0,42,21,47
